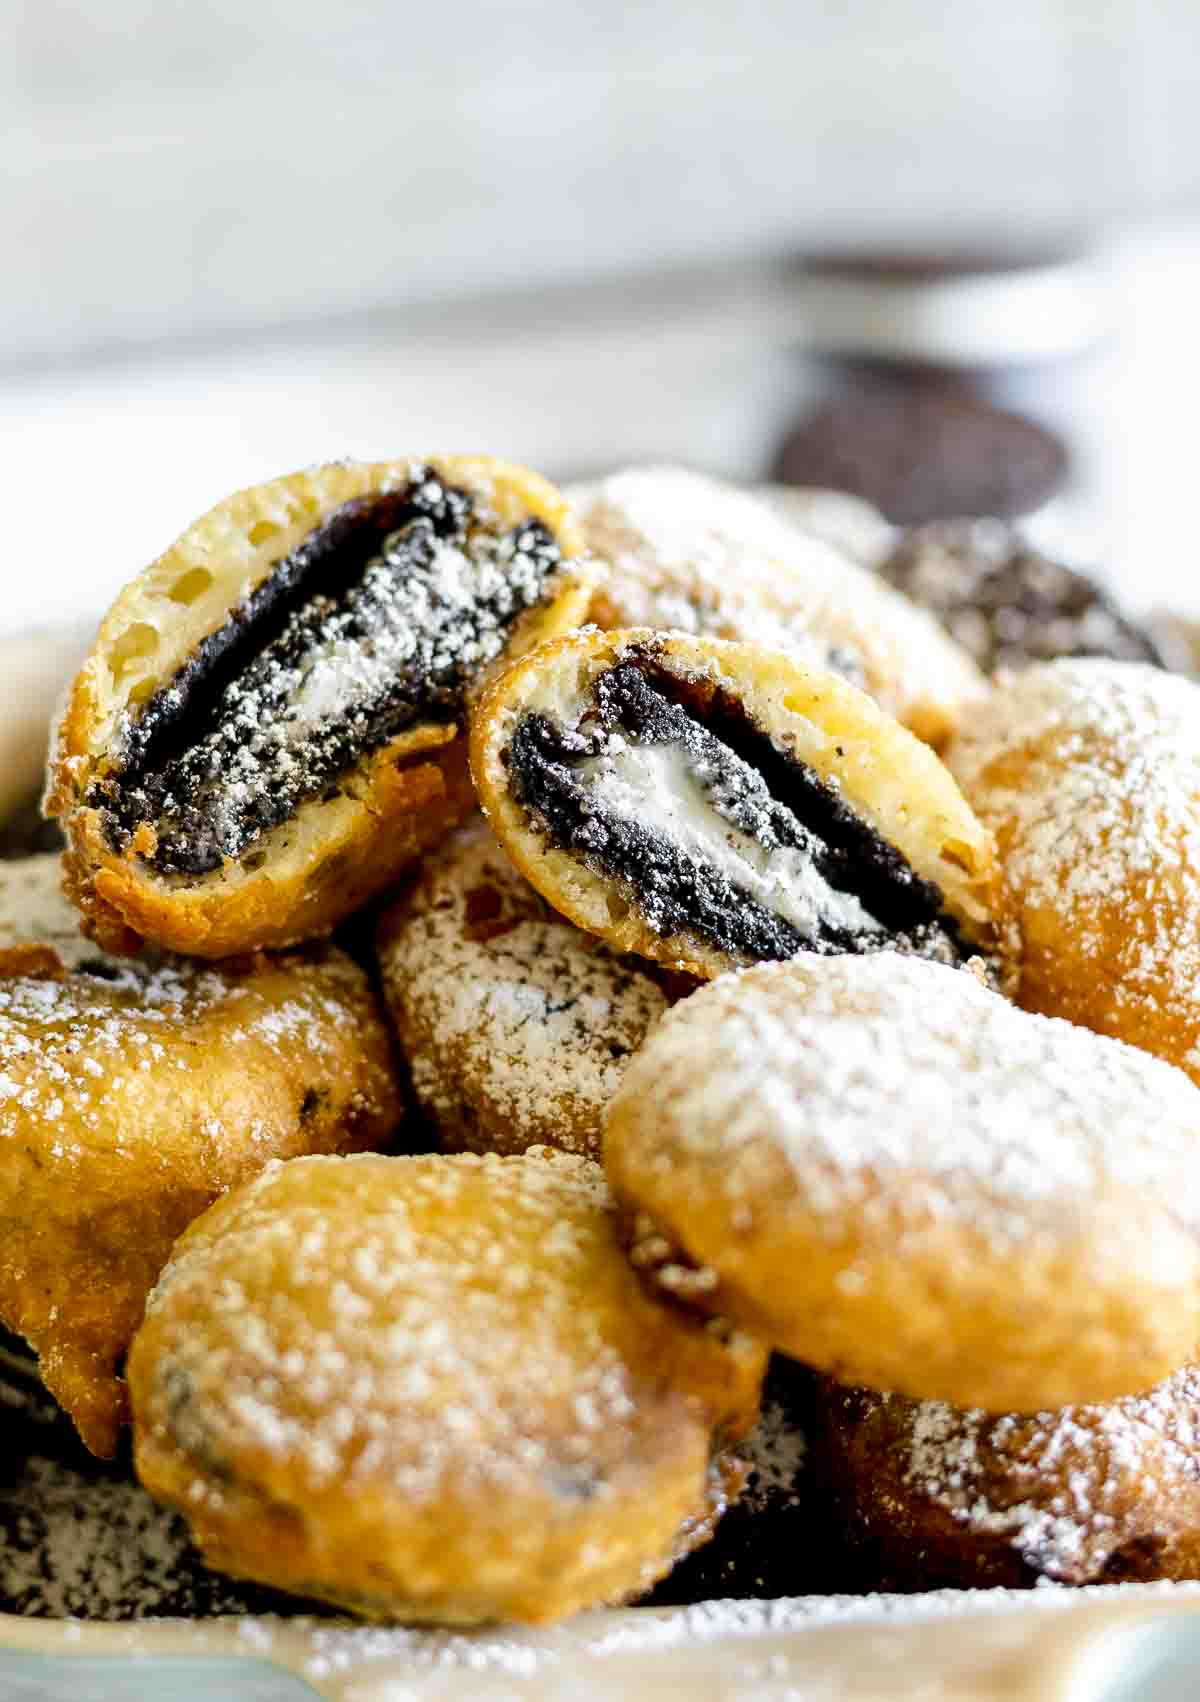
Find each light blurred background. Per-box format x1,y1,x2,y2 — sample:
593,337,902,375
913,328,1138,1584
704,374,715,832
5,0,1200,627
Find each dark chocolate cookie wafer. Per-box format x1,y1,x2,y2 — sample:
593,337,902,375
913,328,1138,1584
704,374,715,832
773,382,1068,525
880,520,1167,674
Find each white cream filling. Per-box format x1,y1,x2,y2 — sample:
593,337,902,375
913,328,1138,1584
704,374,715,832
580,739,882,939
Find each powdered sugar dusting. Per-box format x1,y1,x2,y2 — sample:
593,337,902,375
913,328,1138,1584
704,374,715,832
379,821,667,1159
569,466,982,728
137,1152,755,1524
738,1396,808,1516
0,1453,275,1620
948,660,1200,1037
612,953,1200,1258
571,467,868,681
900,1363,1200,1581
0,853,390,1174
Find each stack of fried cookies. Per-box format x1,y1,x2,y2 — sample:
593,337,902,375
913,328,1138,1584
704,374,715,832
6,454,1200,1624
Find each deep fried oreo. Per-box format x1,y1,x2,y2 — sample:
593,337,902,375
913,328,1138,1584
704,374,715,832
47,457,594,957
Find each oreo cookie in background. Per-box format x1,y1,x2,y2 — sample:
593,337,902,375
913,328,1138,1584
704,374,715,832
878,518,1171,675
642,1356,843,1605
769,247,1116,529
773,369,1070,528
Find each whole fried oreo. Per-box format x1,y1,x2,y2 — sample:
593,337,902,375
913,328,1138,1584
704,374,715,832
880,519,1167,674
128,1150,767,1624
0,855,401,1456
471,628,996,981
377,818,669,1161
605,954,1200,1414
46,457,595,958
948,660,1200,1087
816,1368,1200,1589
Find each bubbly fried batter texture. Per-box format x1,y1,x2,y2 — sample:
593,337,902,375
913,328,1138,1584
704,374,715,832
127,1149,767,1625
0,856,401,1457
471,627,997,981
605,954,1200,1413
947,661,1200,1087
47,456,594,958
376,817,670,1160
815,1369,1200,1589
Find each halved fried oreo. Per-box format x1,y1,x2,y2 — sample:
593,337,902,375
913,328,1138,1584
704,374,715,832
471,629,997,980
46,457,595,957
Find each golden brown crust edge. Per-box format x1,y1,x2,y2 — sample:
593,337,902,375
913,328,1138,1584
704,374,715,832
0,949,403,1457
47,456,595,957
812,1375,1200,1590
60,734,479,958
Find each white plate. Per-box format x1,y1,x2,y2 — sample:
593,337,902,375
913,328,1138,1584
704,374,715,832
4,627,1200,1701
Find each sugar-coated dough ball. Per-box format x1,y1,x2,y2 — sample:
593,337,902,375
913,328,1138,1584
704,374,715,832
128,1150,767,1625
570,466,983,747
816,1366,1200,1588
377,819,669,1160
947,660,1200,1085
0,856,401,1456
605,953,1200,1413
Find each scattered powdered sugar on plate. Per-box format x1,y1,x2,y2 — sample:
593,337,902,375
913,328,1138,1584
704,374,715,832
645,1358,817,1607
0,1365,300,1619
740,1395,809,1516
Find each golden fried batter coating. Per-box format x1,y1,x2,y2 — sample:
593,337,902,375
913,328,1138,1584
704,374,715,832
0,856,401,1457
947,660,1200,1086
376,818,669,1160
471,627,997,981
605,954,1200,1414
568,467,980,746
47,456,595,958
128,1150,767,1625
815,1369,1200,1589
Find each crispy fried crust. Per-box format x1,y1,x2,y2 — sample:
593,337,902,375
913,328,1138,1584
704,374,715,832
604,955,1200,1413
128,1150,766,1624
470,627,998,980
947,661,1200,1087
0,859,402,1456
814,1372,1200,1590
376,818,669,1161
47,456,594,958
